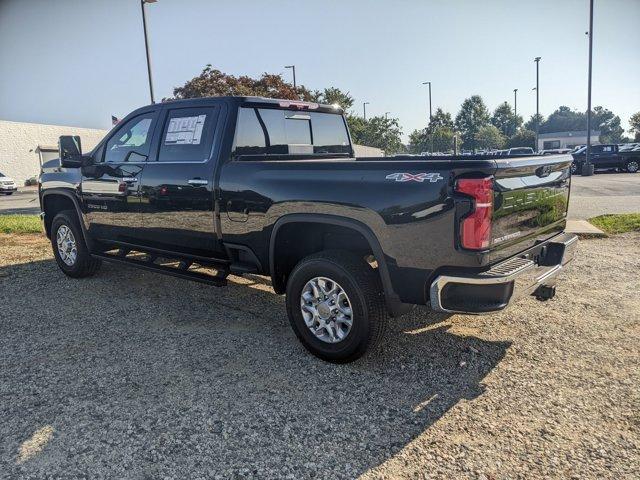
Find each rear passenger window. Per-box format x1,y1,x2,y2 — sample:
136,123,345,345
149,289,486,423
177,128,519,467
233,107,350,158
158,107,218,162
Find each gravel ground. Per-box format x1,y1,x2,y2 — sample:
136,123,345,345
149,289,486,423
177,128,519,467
0,233,638,479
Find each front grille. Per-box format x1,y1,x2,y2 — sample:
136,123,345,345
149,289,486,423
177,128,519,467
480,256,534,278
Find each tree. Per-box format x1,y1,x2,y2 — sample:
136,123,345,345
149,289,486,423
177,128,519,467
455,95,490,150
313,87,355,112
507,129,536,149
169,64,315,101
591,106,624,143
427,108,455,132
537,106,624,143
524,113,545,132
349,115,404,155
540,106,584,133
491,102,522,137
630,112,640,141
474,125,505,150
408,127,456,153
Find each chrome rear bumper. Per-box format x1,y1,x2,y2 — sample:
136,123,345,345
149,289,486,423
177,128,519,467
430,233,578,314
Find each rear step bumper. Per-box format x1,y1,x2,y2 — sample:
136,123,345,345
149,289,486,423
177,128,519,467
429,232,578,314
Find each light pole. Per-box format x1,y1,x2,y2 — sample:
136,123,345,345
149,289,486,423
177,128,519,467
513,88,518,132
422,81,432,123
583,0,595,176
140,0,157,104
534,57,541,152
422,82,433,152
363,102,370,120
285,65,297,90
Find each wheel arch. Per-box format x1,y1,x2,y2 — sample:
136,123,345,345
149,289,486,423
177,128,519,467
41,189,93,249
269,214,407,316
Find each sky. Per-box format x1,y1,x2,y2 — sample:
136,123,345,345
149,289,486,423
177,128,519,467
1,0,639,142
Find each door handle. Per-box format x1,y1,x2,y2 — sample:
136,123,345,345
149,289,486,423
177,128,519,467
188,178,208,186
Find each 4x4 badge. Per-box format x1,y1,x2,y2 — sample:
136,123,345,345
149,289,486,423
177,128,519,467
385,172,443,183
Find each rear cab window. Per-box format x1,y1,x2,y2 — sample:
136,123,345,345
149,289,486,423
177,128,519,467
232,106,352,159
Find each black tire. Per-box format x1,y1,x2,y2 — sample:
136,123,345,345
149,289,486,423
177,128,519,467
285,250,387,363
51,210,102,278
625,159,639,173
570,162,579,175
4,192,13,196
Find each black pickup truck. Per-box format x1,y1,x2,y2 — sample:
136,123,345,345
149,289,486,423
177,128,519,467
571,144,640,174
39,96,577,362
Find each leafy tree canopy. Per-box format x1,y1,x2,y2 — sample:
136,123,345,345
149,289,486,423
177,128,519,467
474,125,505,150
427,108,455,133
348,115,404,155
491,102,522,137
169,64,315,101
408,126,456,153
313,87,355,112
630,112,640,141
507,129,536,149
455,95,491,150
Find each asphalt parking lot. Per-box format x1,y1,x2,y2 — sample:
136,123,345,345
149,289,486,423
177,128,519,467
1,233,638,479
2,172,639,219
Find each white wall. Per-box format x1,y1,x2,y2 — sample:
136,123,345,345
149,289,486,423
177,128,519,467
0,120,108,184
353,144,384,157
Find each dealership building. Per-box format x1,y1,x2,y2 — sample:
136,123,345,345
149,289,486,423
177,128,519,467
537,130,601,151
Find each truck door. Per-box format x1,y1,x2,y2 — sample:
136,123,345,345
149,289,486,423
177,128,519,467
81,110,159,243
137,104,223,256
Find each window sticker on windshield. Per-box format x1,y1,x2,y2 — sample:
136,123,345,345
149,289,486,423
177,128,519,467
165,114,206,145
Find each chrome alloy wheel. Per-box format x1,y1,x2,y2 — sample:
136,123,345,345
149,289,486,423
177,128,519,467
628,160,639,173
300,276,353,344
56,225,78,266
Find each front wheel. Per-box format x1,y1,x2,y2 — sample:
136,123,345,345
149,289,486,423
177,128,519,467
625,159,639,173
285,251,387,363
570,162,580,175
51,210,102,278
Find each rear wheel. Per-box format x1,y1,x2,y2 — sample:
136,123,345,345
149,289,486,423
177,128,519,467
625,159,639,173
285,250,386,363
51,210,101,278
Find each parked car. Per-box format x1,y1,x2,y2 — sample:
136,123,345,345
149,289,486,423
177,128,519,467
571,144,640,174
541,148,572,155
507,147,535,155
0,172,18,195
39,96,577,362
619,142,640,152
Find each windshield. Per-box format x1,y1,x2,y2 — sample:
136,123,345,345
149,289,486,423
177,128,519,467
0,172,5,177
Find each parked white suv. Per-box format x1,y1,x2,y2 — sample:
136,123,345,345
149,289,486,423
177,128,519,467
0,172,17,195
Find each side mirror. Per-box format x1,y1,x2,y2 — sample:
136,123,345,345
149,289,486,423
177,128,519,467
59,135,93,168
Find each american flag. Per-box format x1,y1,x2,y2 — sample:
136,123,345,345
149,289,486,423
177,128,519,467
111,115,120,126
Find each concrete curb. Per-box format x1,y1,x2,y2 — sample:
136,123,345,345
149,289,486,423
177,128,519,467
565,219,607,238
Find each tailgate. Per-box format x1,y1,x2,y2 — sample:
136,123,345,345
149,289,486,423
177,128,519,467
490,154,572,257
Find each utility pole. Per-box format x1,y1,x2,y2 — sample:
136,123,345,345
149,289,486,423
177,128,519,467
140,0,157,104
534,57,541,152
385,112,390,120
363,102,370,120
513,88,518,132
285,65,297,90
583,0,595,176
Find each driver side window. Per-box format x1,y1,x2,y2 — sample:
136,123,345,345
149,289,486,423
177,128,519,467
104,113,156,163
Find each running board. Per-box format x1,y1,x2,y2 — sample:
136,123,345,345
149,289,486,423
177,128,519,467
93,250,228,287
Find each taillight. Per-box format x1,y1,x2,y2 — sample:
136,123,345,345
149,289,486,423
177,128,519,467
455,177,494,250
